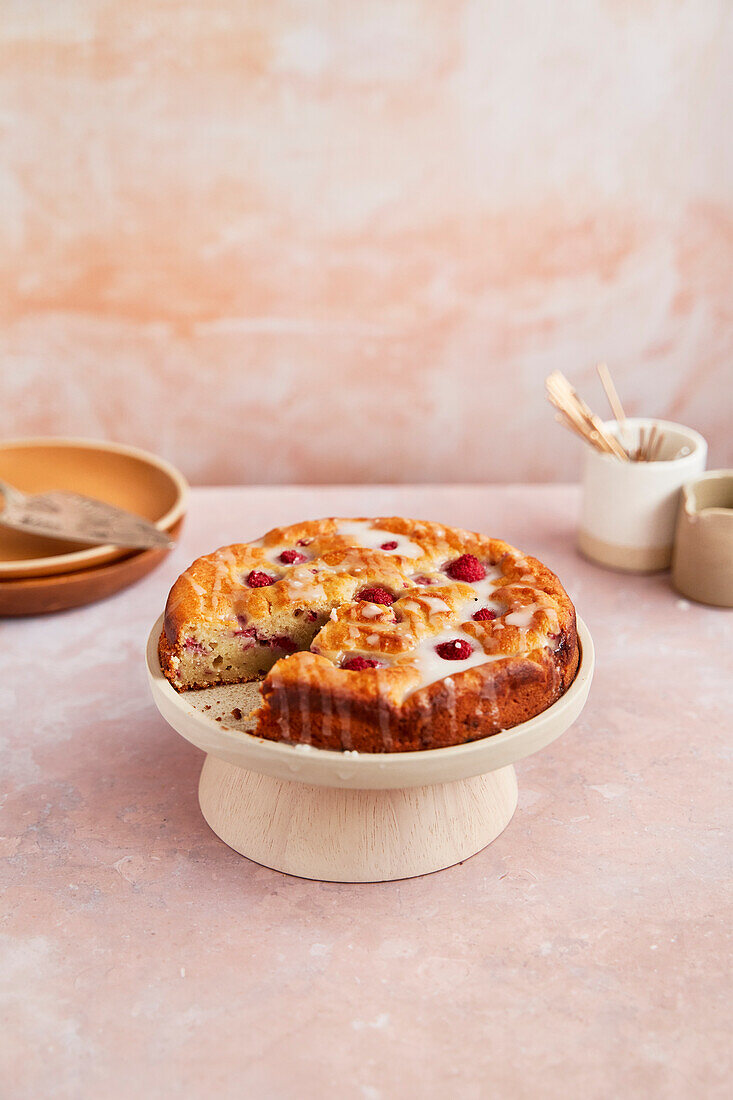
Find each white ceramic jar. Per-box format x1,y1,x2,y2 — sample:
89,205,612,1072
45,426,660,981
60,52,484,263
578,418,708,573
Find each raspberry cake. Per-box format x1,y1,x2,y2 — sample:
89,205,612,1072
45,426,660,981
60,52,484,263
159,517,579,752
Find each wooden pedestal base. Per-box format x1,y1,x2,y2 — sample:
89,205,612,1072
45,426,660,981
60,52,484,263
198,754,518,882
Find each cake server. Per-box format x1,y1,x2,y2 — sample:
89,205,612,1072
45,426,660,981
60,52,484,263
0,478,174,550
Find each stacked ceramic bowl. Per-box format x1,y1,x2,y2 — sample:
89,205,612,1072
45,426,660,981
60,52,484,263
0,439,187,615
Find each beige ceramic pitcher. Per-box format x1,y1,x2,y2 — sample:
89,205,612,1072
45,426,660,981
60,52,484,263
672,470,733,607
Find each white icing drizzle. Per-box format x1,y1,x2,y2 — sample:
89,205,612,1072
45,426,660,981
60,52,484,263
399,624,502,695
505,602,559,633
316,549,370,577
186,574,208,598
206,546,242,606
282,581,326,603
505,606,539,629
361,603,385,619
401,595,451,617
421,596,451,615
333,520,423,559
262,545,285,564
279,564,327,604
464,569,504,603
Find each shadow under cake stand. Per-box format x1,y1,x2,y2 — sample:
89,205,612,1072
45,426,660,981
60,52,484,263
147,616,594,882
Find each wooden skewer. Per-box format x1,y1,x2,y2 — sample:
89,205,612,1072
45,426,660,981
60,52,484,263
597,363,626,426
596,361,632,456
638,427,647,462
588,411,629,460
554,411,611,452
597,369,620,418
650,429,665,462
547,368,667,462
545,371,629,460
548,379,616,457
554,412,588,443
546,374,613,452
550,390,615,453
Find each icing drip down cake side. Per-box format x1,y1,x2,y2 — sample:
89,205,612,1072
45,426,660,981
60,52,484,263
159,517,579,752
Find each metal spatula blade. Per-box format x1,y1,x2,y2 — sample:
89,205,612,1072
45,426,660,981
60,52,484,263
0,479,174,550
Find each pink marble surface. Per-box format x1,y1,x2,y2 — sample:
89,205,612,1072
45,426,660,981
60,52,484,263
1,3,732,484
2,485,731,1099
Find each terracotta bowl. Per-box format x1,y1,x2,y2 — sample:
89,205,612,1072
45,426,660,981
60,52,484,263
0,437,188,579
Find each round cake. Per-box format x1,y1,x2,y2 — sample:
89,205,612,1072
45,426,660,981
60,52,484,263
159,516,579,752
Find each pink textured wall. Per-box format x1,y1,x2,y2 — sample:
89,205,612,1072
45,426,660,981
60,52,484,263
1,1,731,484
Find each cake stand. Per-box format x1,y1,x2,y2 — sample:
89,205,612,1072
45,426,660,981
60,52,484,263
146,616,594,882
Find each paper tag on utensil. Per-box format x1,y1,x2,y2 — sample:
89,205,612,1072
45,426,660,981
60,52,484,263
0,490,173,550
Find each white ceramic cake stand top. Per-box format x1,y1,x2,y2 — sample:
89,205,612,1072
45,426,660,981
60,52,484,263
147,615,593,881
147,615,593,788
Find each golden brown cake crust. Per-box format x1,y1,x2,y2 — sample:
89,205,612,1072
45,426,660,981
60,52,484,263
159,516,579,752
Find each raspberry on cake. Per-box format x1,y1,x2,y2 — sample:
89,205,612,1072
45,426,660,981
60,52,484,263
247,570,276,588
342,656,380,671
445,554,486,582
159,516,579,752
356,586,395,605
435,639,474,660
279,549,306,564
